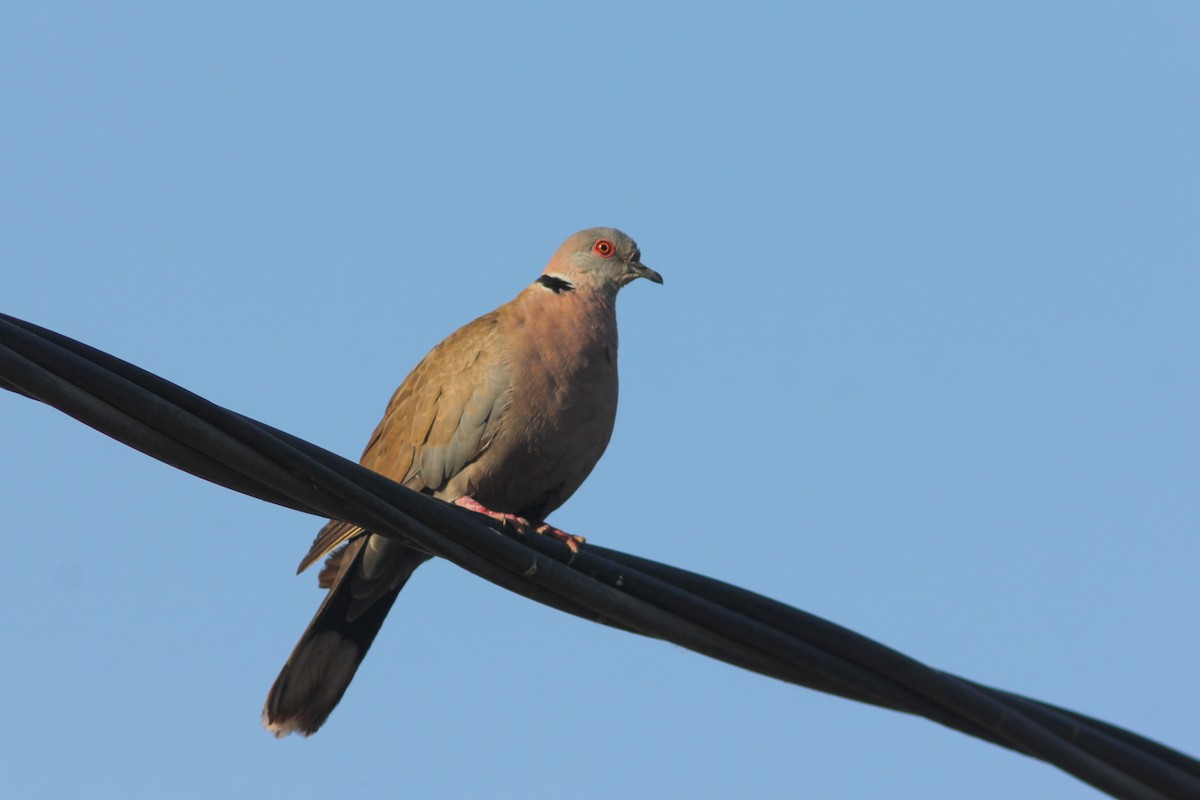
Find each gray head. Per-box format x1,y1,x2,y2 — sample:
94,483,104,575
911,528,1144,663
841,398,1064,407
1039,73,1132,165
538,227,663,294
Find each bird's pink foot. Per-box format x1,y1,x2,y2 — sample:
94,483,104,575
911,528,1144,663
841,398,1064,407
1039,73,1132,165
534,523,586,554
454,496,585,553
454,496,532,533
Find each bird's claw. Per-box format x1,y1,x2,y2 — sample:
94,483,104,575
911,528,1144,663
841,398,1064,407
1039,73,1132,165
535,523,586,554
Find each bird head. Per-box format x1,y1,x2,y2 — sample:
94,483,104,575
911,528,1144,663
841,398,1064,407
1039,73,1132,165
539,227,663,294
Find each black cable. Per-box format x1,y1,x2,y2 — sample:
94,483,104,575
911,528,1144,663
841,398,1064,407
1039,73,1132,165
1,312,1195,800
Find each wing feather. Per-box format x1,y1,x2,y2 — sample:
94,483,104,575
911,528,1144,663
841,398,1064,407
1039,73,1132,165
296,310,510,574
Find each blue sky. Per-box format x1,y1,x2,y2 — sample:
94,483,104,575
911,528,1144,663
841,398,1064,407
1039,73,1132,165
2,3,1197,798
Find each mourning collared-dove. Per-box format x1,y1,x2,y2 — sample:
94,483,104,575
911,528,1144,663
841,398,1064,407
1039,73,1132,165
263,227,662,736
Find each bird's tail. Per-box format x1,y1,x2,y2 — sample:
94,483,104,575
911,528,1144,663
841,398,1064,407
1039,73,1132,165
263,534,429,737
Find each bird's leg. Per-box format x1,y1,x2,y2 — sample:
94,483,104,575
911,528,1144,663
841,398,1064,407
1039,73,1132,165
453,496,586,554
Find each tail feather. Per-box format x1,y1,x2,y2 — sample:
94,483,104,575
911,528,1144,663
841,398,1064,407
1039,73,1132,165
263,536,428,737
297,519,363,575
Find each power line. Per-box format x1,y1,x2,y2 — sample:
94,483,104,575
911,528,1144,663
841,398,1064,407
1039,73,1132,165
1,312,1196,800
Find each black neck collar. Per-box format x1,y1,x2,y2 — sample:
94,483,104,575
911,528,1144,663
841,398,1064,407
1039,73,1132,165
536,274,575,294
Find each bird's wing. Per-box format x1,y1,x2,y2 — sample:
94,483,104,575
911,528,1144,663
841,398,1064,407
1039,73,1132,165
296,309,511,574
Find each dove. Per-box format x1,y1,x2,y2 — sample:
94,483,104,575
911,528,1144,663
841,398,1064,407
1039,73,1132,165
263,227,662,736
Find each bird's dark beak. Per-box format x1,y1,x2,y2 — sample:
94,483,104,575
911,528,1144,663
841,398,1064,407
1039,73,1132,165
631,261,664,285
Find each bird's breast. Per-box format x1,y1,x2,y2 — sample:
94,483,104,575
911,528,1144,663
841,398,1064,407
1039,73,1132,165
450,293,620,519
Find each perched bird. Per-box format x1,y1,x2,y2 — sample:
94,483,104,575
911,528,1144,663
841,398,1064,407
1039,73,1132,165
263,227,663,736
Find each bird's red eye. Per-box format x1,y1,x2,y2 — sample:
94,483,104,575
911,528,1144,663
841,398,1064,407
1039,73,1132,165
592,239,615,258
